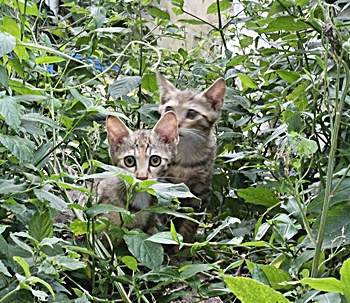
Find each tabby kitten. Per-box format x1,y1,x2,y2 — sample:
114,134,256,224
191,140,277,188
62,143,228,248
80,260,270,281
97,111,179,232
157,73,226,243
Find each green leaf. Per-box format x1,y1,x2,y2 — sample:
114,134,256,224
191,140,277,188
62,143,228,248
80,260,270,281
237,74,258,89
10,233,34,255
0,94,21,131
259,16,312,33
0,32,16,57
36,56,65,64
0,16,21,39
28,209,53,242
276,70,300,83
86,204,130,219
178,19,206,25
27,276,55,298
0,65,9,89
147,231,183,245
22,113,61,129
300,277,343,294
340,258,350,301
224,276,291,303
207,0,231,14
150,182,195,205
34,188,68,211
148,6,170,20
124,233,163,271
109,76,142,100
69,219,88,236
13,256,31,278
70,88,93,108
257,264,293,291
180,264,213,279
121,256,138,271
0,134,35,163
237,187,279,207
57,256,86,270
0,260,11,277
142,73,158,92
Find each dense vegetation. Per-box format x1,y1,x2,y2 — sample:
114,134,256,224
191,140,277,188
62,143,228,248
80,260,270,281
1,0,350,302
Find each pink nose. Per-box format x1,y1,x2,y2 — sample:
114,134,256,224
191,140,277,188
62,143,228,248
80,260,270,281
136,174,148,181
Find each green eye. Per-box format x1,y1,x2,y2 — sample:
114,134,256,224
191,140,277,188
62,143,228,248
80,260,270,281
150,155,161,167
124,156,136,167
186,109,198,119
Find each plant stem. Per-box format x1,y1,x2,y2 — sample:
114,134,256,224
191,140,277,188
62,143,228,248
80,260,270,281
311,52,350,277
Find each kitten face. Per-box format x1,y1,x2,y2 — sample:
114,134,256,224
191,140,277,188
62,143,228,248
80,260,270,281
157,73,226,134
106,112,178,180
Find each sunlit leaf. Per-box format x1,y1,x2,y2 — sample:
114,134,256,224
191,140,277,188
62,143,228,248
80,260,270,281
109,76,142,100
0,32,16,57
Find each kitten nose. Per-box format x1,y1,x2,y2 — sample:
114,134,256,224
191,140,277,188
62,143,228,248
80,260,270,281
136,173,148,180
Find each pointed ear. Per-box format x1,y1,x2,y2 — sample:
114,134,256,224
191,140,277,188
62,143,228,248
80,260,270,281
153,111,179,145
106,115,132,150
201,78,226,111
157,72,179,104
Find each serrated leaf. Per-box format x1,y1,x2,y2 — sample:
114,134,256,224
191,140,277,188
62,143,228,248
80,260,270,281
207,0,231,14
0,95,21,131
0,65,9,89
224,276,291,303
124,233,163,271
237,187,279,207
29,209,53,242
109,76,142,100
86,204,130,218
0,32,16,57
34,188,68,211
0,134,35,163
148,6,170,19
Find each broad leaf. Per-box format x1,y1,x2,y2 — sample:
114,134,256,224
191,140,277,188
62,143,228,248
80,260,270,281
150,182,195,205
300,278,342,294
259,16,312,33
0,32,16,57
148,6,170,20
29,209,53,242
109,76,142,100
237,187,279,207
0,94,21,131
207,0,231,14
237,73,258,89
124,233,163,271
34,188,68,211
0,65,9,89
224,276,291,303
0,134,35,163
86,204,130,218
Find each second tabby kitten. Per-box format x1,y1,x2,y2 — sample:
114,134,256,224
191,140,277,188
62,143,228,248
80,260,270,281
157,73,226,243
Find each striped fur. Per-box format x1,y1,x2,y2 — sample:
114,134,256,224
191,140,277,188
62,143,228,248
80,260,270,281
157,73,226,243
101,111,179,232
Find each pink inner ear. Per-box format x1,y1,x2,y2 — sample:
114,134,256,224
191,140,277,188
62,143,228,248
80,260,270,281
153,112,178,144
106,115,131,150
203,78,226,111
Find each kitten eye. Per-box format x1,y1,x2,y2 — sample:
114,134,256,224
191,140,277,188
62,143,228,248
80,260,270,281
124,156,136,167
149,155,161,167
186,109,198,119
165,106,173,112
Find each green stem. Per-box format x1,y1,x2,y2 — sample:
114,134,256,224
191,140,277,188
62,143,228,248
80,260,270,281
311,53,350,277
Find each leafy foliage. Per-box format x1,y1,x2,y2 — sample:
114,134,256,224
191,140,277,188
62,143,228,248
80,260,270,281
1,0,350,302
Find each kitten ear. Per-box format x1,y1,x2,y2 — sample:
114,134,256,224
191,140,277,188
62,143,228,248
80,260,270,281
201,78,226,112
157,72,179,104
106,115,132,150
153,111,179,145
